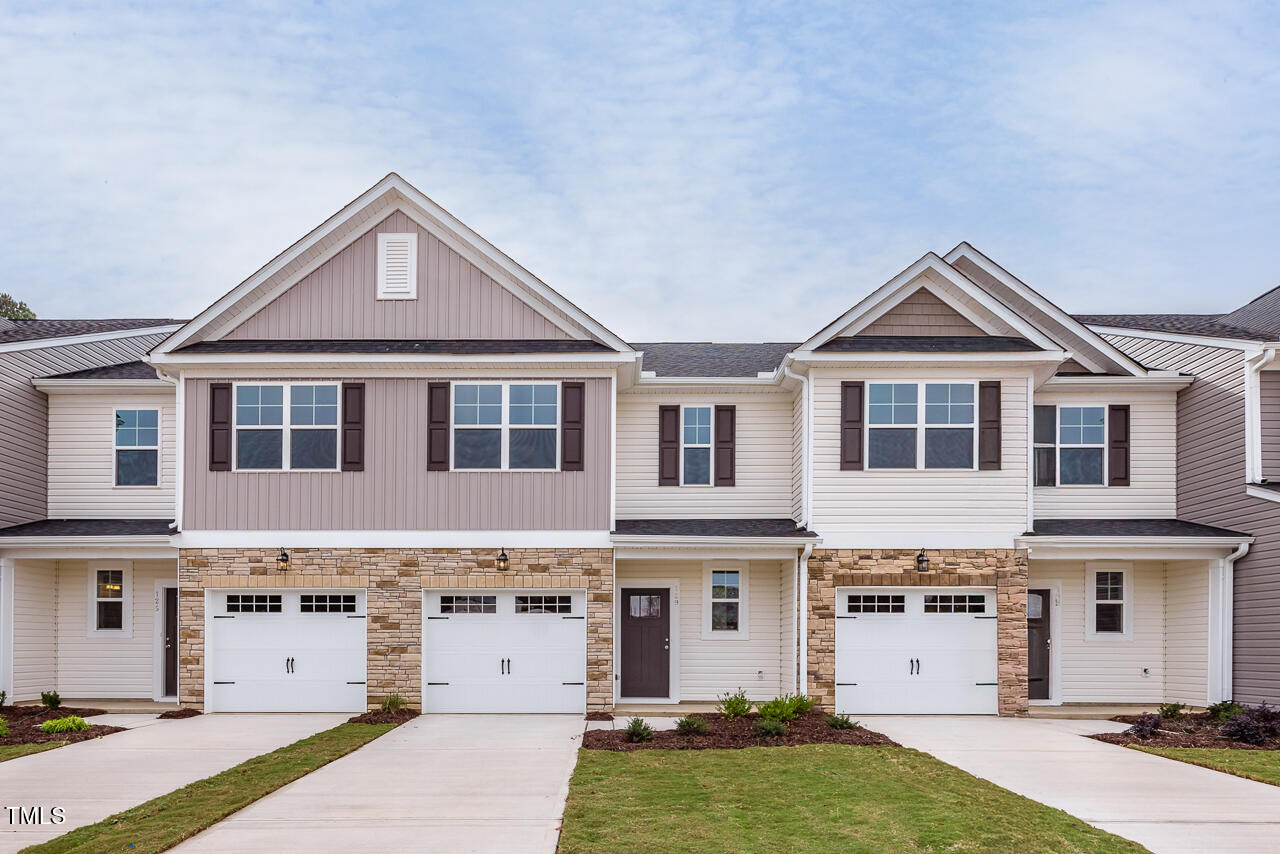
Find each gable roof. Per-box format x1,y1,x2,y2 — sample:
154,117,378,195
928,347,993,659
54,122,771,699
1075,314,1270,341
152,173,634,359
44,360,161,380
633,342,798,377
0,319,183,347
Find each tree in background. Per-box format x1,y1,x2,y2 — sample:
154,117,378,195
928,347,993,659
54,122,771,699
0,294,35,319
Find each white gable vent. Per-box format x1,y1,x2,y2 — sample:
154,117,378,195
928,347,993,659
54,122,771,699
377,232,418,300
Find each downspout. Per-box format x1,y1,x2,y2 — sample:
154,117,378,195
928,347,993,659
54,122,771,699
798,542,814,697
1244,348,1276,484
1217,542,1249,702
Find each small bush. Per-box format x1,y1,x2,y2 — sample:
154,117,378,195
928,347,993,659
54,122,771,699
716,688,752,720
0,716,8,738
1157,702,1186,719
1207,700,1244,721
40,716,91,734
826,714,857,730
40,691,61,711
1222,703,1280,745
675,716,708,736
1125,713,1162,740
758,693,816,724
380,694,406,713
623,717,653,743
755,718,787,738
0,689,7,708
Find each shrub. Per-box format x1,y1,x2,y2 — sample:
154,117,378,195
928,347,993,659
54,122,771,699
40,691,61,711
758,693,816,724
0,690,7,708
1222,703,1280,745
716,689,752,720
380,694,406,713
675,716,708,736
1125,714,1162,740
755,718,787,738
40,716,91,734
1207,700,1244,721
0,716,8,738
826,714,857,730
1157,702,1186,719
623,717,653,743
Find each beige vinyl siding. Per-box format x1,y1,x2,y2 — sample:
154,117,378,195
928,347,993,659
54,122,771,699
617,560,787,701
1261,370,1280,480
858,287,986,336
46,389,176,518
11,560,55,701
1165,562,1210,705
791,389,804,521
1033,389,1177,518
780,554,798,692
810,368,1029,542
616,391,795,519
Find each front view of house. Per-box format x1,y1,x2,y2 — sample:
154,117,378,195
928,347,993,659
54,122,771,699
0,174,1252,717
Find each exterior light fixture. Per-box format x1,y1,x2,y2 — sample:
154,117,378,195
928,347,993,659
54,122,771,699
915,548,929,572
496,547,510,572
276,548,290,571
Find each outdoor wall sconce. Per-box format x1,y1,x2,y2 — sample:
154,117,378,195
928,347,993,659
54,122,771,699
915,548,929,572
496,547,510,572
276,548,290,571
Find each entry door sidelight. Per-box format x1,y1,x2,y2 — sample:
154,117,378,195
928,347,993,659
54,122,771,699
1027,589,1051,701
620,588,670,698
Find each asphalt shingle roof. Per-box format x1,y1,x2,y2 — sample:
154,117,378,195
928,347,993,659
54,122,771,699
631,342,798,377
1028,518,1249,538
817,335,1039,352
1074,314,1272,341
44,361,160,380
0,518,175,537
0,319,181,345
612,518,817,538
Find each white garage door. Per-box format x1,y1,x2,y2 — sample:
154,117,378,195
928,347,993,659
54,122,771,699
423,590,586,713
208,590,367,713
835,587,997,715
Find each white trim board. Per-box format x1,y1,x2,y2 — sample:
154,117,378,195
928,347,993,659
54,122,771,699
0,324,183,354
172,529,612,549
152,577,179,701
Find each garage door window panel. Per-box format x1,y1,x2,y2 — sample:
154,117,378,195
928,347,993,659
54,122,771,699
300,594,357,613
440,594,497,614
847,594,905,614
923,594,987,614
515,594,573,614
226,594,282,614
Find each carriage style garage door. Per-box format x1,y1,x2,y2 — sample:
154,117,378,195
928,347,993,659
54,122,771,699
207,590,368,713
422,590,586,713
835,587,998,715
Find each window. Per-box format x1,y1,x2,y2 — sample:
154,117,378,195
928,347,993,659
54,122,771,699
515,594,573,614
1086,563,1130,639
234,384,340,471
847,594,905,614
300,594,357,613
440,594,496,614
923,594,987,614
703,563,748,637
628,594,662,618
226,594,282,614
681,406,712,485
1035,405,1106,486
451,383,559,470
867,382,976,469
94,569,124,630
114,409,159,486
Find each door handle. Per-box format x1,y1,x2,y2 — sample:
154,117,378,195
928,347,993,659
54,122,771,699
506,658,512,675
908,658,914,675
285,657,289,674
915,658,921,676
500,658,505,675
289,657,295,674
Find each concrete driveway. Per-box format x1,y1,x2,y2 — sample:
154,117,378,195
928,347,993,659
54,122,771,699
0,713,344,853
867,716,1280,854
175,715,583,853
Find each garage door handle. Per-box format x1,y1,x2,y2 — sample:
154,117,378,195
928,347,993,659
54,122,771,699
500,658,505,675
506,658,512,675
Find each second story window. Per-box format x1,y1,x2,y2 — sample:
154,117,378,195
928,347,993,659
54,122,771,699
114,408,159,486
682,406,712,485
867,382,975,470
452,382,559,471
234,384,339,471
1034,405,1105,486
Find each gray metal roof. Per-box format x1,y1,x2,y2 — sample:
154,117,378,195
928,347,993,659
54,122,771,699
1075,314,1272,341
177,339,612,355
0,518,175,537
612,518,817,538
0,319,182,345
1028,518,1249,538
818,335,1039,352
631,342,798,377
44,361,160,380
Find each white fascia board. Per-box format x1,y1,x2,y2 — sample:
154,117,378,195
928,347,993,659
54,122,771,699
1245,485,1280,503
0,538,175,553
0,324,184,354
1017,535,1253,560
790,350,1070,365
33,379,174,392
1085,325,1270,352
631,375,784,391
151,352,639,368
818,531,1019,549
1041,374,1193,391
613,542,814,561
611,535,819,548
173,529,613,549
172,365,625,381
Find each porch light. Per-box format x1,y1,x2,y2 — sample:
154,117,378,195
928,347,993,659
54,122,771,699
915,549,929,572
496,547,510,572
276,548,290,571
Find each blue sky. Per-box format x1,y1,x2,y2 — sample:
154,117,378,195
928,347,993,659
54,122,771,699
1,1,1277,340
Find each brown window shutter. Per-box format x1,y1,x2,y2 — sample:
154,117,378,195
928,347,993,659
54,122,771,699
714,405,736,486
341,383,365,472
658,405,679,486
209,382,232,471
427,382,450,471
840,381,864,471
978,380,1002,470
561,381,585,471
1108,404,1130,486
1033,405,1057,486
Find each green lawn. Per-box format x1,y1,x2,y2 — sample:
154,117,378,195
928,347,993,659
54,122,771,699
1134,746,1280,786
561,745,1148,854
22,722,394,854
0,742,66,763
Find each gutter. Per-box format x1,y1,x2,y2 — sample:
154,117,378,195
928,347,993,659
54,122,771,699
798,541,813,697
1245,347,1278,484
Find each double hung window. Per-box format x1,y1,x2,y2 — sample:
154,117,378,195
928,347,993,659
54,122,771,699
114,408,159,486
234,384,339,471
681,406,712,485
452,383,559,470
867,382,975,469
1034,405,1106,486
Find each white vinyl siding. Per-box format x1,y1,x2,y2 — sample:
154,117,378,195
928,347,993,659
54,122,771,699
791,387,804,520
46,389,176,518
1165,562,1211,705
1033,389,1177,517
616,391,795,518
11,560,56,702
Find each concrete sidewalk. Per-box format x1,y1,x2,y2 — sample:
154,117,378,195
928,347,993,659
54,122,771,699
0,713,344,853
175,715,583,854
867,715,1280,854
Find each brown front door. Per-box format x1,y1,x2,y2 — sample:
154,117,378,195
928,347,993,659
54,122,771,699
620,588,670,698
1028,588,1051,701
164,587,179,698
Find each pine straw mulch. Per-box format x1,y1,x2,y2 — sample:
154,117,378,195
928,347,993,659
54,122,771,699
347,708,421,725
1090,712,1280,750
0,704,124,747
583,709,898,751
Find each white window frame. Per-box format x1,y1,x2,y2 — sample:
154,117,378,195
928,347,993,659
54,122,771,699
1085,561,1132,641
113,407,160,489
231,382,341,473
1051,404,1108,487
449,381,561,472
865,381,978,471
679,404,715,486
87,560,133,638
702,560,749,639
376,232,418,300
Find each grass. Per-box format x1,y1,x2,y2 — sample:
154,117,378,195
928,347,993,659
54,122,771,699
0,742,66,763
1134,746,1280,786
22,722,394,854
561,745,1148,853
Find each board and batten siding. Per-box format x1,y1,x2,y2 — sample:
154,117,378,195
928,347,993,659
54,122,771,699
1033,388,1177,518
183,377,610,530
617,560,788,700
46,388,176,518
0,332,171,527
810,368,1029,543
1261,370,1280,481
615,391,796,519
224,211,576,341
11,560,55,701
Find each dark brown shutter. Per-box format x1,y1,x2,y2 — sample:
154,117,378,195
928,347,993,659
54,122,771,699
714,405,736,487
658,405,679,486
978,380,1002,470
840,381,864,471
1033,405,1057,486
341,383,365,472
561,381,585,471
1108,404,1130,486
427,382,450,471
209,382,232,471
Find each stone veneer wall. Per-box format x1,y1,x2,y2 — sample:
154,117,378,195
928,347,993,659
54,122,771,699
178,547,613,712
807,549,1029,716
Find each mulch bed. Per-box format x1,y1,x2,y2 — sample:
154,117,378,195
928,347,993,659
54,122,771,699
582,709,899,751
347,708,420,725
1091,712,1280,751
0,705,123,747
585,712,614,722
158,707,202,719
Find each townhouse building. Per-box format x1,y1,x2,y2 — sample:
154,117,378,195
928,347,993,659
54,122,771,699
0,174,1257,716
